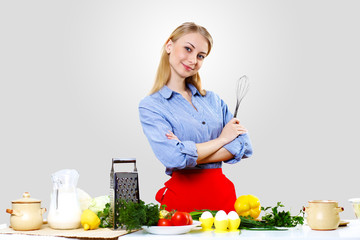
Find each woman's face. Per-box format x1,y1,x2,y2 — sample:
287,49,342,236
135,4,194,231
166,32,209,81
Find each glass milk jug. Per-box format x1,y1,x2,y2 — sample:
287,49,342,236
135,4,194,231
48,169,82,229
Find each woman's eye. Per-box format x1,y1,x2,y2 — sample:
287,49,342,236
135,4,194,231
185,47,191,52
198,54,205,60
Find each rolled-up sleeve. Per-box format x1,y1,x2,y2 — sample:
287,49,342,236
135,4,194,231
220,97,253,164
223,133,253,164
139,102,198,174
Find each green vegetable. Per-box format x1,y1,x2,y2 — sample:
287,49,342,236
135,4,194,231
261,202,304,227
144,202,160,226
189,209,216,220
116,199,160,232
97,202,112,228
237,216,274,230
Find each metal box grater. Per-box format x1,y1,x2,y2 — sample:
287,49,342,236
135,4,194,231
110,158,140,229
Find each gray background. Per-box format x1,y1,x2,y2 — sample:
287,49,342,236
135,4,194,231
1,0,359,225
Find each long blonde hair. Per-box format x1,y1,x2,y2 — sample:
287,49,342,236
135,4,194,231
149,22,213,96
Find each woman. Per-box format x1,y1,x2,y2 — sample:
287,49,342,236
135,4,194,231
139,22,252,213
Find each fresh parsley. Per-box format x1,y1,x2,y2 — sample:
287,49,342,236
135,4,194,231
261,202,304,227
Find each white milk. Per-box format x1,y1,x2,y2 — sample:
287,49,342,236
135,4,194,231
48,189,82,229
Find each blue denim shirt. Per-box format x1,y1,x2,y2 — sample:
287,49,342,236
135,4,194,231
139,83,253,175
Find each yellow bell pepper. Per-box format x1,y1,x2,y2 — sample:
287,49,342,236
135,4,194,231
234,195,261,219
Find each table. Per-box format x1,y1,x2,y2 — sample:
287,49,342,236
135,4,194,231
120,220,360,240
1,220,359,240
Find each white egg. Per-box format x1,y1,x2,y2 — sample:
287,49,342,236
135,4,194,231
215,210,228,221
227,211,239,220
201,211,213,219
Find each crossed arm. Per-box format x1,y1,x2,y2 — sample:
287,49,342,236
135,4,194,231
166,118,248,165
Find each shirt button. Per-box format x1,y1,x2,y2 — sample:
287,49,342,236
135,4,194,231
245,143,248,146
202,121,206,125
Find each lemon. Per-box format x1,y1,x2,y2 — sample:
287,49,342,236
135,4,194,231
234,195,261,219
81,209,101,230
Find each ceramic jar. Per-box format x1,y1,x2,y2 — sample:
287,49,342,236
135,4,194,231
304,200,343,230
6,192,46,231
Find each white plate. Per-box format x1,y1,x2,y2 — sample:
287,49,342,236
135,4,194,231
142,221,201,235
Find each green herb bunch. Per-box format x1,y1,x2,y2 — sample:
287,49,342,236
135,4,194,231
261,202,304,227
116,199,160,232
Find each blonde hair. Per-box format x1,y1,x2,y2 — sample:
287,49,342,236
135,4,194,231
149,22,213,96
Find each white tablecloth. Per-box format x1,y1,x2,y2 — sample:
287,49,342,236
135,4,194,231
120,220,360,240
1,220,360,240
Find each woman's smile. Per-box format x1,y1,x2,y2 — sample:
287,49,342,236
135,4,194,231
182,62,194,71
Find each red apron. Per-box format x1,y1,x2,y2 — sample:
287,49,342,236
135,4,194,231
155,168,236,213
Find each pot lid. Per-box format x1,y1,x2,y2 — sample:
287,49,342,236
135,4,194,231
12,192,41,203
308,200,337,204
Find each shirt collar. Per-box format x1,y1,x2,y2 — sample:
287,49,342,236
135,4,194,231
187,83,200,96
158,85,173,99
159,83,200,100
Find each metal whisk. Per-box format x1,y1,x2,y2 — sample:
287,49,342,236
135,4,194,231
233,75,250,118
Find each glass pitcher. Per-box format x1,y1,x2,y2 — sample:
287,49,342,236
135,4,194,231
47,169,82,229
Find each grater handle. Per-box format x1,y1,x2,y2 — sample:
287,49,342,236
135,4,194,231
111,158,137,172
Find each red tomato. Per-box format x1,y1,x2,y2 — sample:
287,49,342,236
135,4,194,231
157,219,172,226
171,212,189,226
185,212,193,225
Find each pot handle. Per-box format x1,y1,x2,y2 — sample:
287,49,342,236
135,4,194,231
6,209,23,216
336,207,344,213
40,208,47,215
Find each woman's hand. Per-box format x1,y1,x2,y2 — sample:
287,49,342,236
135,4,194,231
166,131,180,141
218,118,248,144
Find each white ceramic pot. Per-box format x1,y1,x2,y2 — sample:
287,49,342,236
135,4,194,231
6,192,46,231
304,200,343,230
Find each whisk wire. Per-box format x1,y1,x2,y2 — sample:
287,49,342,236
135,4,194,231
234,75,250,118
